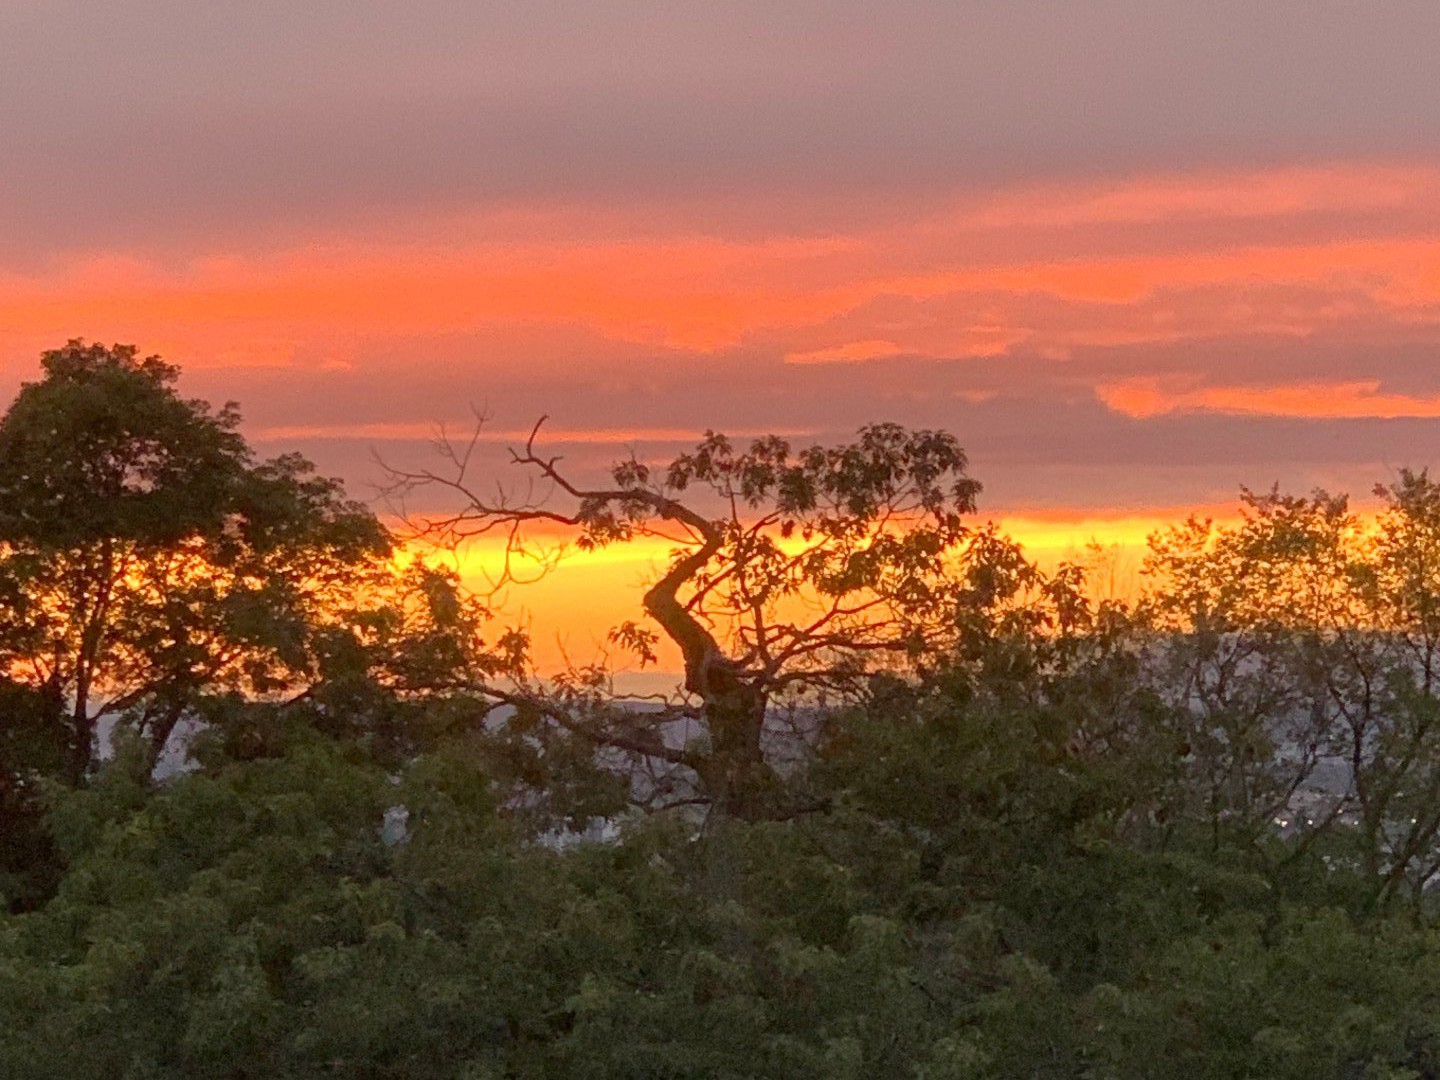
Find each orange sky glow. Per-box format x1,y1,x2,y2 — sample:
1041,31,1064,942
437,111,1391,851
3,159,1436,674
4,2,1439,679
3,163,1436,367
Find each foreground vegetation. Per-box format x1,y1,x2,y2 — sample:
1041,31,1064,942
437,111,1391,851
6,343,1440,1077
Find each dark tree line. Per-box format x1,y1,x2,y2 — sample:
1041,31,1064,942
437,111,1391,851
7,342,1440,1077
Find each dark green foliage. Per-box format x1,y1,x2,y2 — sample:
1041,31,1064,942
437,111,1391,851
0,344,515,916
10,703,1440,1079
0,342,413,781
0,342,247,549
0,678,66,910
16,349,1440,1075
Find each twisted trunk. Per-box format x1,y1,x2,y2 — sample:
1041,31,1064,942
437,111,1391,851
641,520,770,816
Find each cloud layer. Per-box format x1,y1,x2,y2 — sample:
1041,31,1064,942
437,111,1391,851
2,1,1438,531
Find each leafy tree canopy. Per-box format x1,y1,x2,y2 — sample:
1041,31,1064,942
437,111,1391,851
11,349,1440,1075
0,344,513,913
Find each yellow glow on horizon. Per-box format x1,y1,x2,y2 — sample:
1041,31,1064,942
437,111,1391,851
995,507,1236,558
408,507,1257,674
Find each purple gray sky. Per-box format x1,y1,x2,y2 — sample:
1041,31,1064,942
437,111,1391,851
3,0,1439,522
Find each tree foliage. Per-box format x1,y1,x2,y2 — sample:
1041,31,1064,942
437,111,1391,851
387,419,1000,816
0,344,508,911
13,346,1440,1075
0,342,401,783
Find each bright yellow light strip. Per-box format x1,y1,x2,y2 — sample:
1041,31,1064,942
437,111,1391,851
398,508,1265,674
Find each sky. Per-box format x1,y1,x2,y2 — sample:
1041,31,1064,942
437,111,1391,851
3,1,1439,658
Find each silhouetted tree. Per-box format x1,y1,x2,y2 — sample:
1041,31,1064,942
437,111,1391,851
1144,474,1440,909
0,341,392,779
387,419,998,816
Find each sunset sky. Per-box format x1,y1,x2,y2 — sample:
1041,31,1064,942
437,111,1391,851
4,1,1439,659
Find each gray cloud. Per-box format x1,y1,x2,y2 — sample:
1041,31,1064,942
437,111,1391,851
4,0,1439,256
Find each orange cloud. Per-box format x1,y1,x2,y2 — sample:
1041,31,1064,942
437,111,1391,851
6,233,1431,376
3,160,1436,374
785,339,905,364
1098,377,1440,420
